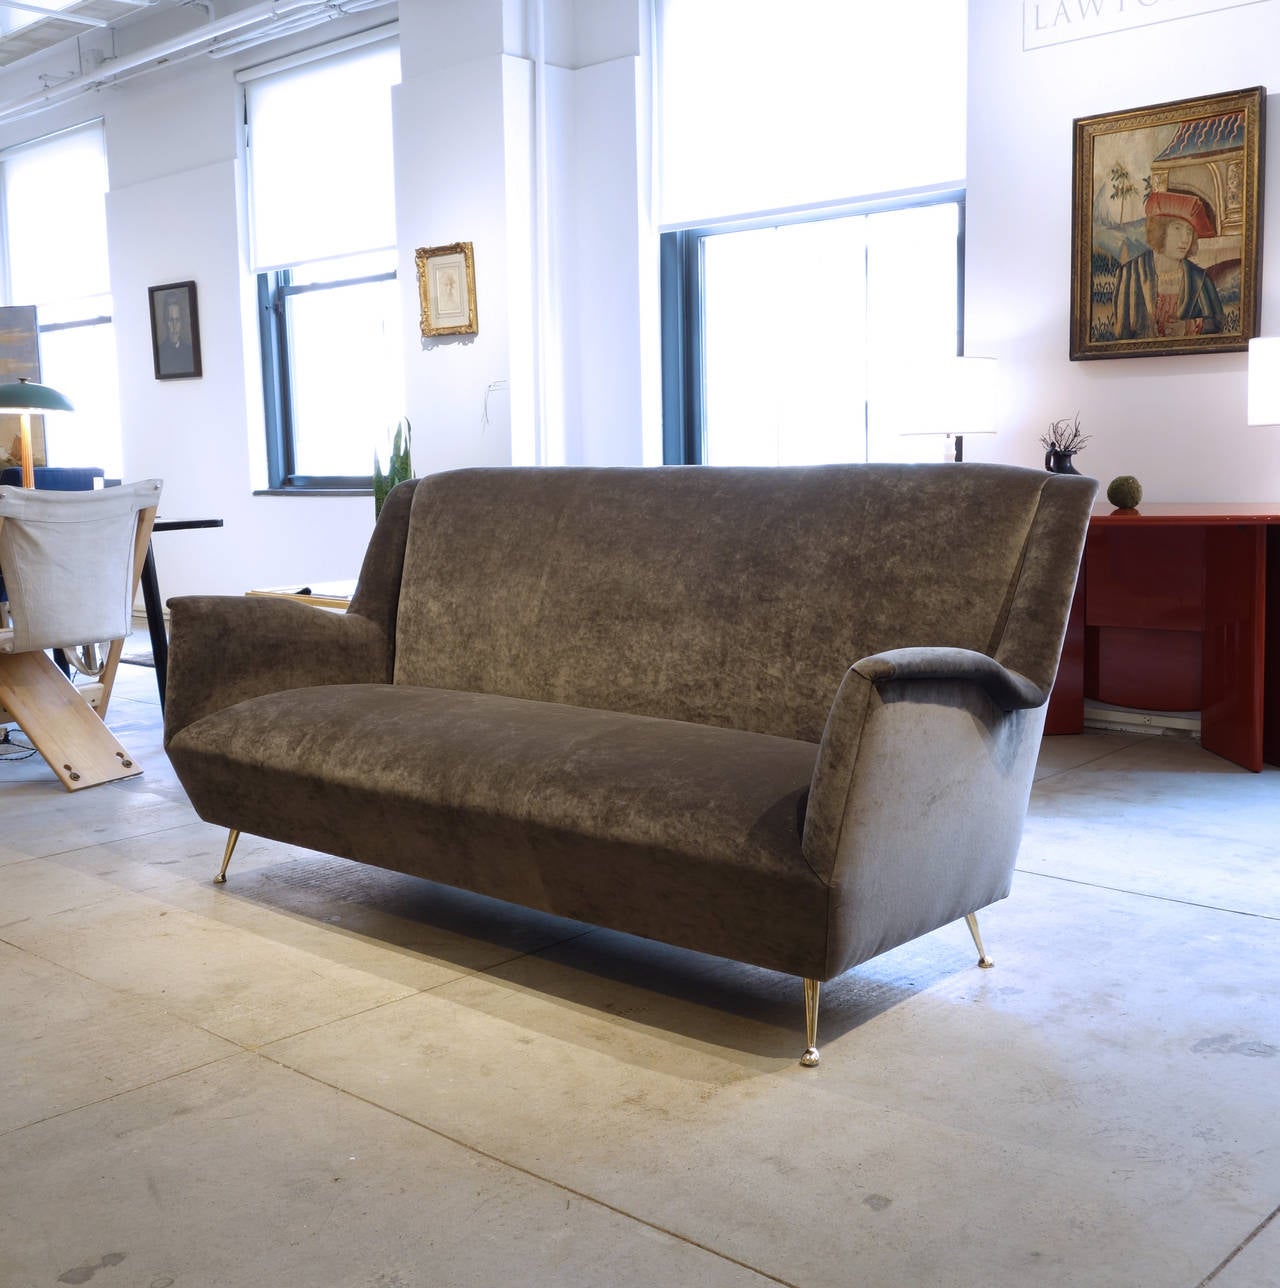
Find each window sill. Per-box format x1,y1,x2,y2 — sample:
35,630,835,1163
253,488,372,498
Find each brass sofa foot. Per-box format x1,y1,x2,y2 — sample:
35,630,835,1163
214,828,240,884
965,912,994,968
800,978,821,1067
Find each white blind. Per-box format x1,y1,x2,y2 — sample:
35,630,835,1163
0,0,75,37
658,0,967,227
246,40,400,273
3,123,109,304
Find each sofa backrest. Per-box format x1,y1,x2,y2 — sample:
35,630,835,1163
389,465,1094,744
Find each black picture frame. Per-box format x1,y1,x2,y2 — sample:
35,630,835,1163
148,280,203,380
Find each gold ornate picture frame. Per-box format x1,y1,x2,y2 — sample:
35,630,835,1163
1070,86,1265,360
416,242,478,338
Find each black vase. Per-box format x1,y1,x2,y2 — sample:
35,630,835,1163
1045,449,1081,475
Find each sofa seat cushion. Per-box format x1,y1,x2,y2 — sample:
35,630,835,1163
167,684,830,976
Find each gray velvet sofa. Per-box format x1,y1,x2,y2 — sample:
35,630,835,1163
164,464,1096,1064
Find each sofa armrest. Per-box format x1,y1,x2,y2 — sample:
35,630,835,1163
163,595,390,745
853,646,1047,711
801,656,1045,977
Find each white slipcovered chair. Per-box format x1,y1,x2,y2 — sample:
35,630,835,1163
0,479,162,789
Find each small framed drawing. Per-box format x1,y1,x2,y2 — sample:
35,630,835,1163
1070,86,1265,360
416,242,478,337
148,280,203,380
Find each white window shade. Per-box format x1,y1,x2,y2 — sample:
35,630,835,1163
0,0,75,37
3,123,109,304
658,0,966,227
246,41,400,273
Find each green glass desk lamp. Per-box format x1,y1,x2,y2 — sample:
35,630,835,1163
0,377,74,487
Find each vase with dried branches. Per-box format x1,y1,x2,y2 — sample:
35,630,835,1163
1040,413,1089,475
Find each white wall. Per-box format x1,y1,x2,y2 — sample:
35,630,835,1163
392,52,525,476
395,0,656,474
538,2,659,468
393,0,542,473
561,56,654,466
967,2,1280,499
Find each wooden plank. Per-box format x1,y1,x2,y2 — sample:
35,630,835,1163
96,502,157,720
0,650,142,789
246,579,355,610
0,680,103,721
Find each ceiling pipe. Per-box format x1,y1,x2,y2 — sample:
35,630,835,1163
205,0,393,59
207,14,352,57
0,0,326,124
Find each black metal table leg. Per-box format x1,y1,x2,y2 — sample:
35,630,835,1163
141,518,224,712
140,541,168,711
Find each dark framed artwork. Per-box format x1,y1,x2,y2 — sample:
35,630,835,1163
0,305,44,469
148,280,203,380
1070,86,1265,360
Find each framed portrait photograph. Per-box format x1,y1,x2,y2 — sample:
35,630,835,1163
416,242,478,337
1070,86,1265,360
148,280,203,380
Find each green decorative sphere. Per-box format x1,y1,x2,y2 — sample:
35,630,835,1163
1106,475,1143,510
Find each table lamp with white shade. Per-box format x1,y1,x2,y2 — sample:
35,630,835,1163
0,377,75,487
1247,337,1280,427
897,355,997,462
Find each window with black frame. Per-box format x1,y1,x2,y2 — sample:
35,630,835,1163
657,0,968,466
662,197,965,465
242,36,403,492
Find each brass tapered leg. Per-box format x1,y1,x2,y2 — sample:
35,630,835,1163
965,912,994,968
800,978,821,1067
214,829,240,884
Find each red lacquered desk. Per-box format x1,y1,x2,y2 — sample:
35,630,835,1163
1045,503,1280,772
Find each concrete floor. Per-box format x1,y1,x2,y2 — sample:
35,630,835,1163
1,658,1277,1288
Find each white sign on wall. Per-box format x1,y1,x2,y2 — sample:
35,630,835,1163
1023,0,1270,50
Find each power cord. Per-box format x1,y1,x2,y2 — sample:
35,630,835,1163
0,726,36,760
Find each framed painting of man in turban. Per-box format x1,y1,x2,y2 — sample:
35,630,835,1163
1070,87,1264,360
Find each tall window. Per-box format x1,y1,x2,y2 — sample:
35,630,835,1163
243,36,403,491
668,200,962,466
0,122,120,475
658,1,967,465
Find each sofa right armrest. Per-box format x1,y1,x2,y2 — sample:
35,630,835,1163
800,656,1046,978
163,594,390,745
852,646,1047,710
